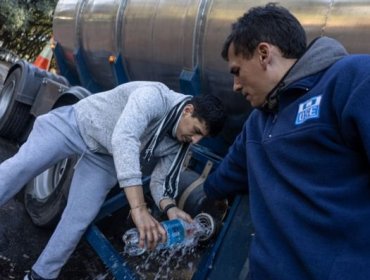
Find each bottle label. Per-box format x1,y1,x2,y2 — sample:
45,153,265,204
162,219,185,247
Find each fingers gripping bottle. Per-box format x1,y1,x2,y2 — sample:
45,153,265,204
123,213,215,256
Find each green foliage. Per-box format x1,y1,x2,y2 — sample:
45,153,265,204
0,0,58,61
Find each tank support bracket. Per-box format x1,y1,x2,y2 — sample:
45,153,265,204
179,67,201,96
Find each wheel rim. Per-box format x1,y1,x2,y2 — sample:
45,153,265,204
0,79,15,119
28,159,70,201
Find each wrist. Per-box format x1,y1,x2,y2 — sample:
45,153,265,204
129,203,149,222
160,198,175,209
130,203,147,215
162,203,177,216
130,202,147,210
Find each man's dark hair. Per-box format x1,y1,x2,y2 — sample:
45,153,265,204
221,3,307,60
188,94,226,137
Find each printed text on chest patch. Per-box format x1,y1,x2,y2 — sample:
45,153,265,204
295,95,322,125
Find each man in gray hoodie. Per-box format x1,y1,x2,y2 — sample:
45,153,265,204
0,81,226,280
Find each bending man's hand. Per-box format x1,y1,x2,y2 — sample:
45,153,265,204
130,206,166,250
166,207,193,223
160,198,193,223
123,185,166,250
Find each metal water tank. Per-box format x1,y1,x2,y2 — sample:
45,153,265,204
53,0,370,145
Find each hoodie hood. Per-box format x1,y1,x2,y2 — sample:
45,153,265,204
263,36,348,112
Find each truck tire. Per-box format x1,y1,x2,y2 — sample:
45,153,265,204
24,157,77,227
0,68,32,141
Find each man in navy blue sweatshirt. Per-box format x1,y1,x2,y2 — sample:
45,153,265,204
204,3,370,280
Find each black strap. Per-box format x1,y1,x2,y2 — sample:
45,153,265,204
163,203,177,215
141,97,192,200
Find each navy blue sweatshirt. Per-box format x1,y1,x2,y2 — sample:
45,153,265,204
204,37,370,280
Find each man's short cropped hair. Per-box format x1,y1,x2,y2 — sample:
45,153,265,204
188,94,226,137
222,3,307,60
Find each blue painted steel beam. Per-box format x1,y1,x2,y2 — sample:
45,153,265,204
189,145,221,174
53,43,80,86
192,196,244,280
110,54,129,85
73,48,102,93
84,176,151,279
180,67,201,97
85,224,138,280
192,194,253,279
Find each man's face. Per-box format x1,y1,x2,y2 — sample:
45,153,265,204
176,104,208,144
227,42,275,108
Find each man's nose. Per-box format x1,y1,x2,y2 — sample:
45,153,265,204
233,77,242,92
191,135,203,144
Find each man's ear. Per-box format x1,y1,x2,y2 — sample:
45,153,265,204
257,42,271,67
183,104,194,115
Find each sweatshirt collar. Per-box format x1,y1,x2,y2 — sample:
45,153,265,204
261,36,348,113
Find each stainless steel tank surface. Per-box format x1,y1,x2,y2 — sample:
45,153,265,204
53,0,370,144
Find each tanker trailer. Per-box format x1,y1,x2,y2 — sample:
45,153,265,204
1,0,370,278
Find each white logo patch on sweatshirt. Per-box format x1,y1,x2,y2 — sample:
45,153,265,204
295,95,322,125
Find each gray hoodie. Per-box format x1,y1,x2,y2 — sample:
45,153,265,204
265,36,348,111
73,81,189,206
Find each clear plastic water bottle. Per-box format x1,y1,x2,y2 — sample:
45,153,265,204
123,213,215,256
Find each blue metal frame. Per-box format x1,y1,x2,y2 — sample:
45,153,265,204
53,43,80,86
193,194,252,279
73,48,102,93
192,196,243,280
180,67,201,97
85,225,138,280
110,53,129,85
84,177,150,280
